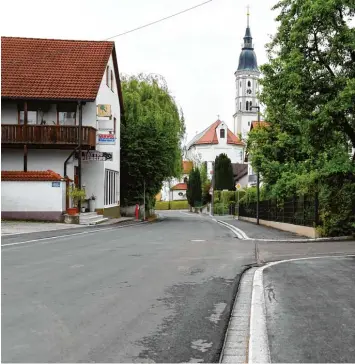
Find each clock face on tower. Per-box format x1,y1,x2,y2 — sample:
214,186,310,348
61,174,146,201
247,88,252,95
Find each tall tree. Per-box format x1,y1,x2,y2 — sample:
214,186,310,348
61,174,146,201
247,0,355,235
120,74,185,206
200,162,211,205
214,154,234,191
186,168,202,207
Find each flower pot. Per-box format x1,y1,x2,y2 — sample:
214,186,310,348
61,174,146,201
81,207,86,213
67,207,78,215
89,199,96,212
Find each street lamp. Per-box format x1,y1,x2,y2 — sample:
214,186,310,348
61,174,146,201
250,105,261,225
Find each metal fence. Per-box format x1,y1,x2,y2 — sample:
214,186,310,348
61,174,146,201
239,195,319,227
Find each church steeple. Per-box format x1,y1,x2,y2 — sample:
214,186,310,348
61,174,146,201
233,6,261,137
243,6,253,49
237,8,259,71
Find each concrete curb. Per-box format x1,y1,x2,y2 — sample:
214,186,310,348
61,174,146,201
219,267,257,364
248,267,271,364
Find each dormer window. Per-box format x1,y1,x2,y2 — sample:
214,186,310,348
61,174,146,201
220,129,225,138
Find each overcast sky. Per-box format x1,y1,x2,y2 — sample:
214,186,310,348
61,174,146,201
1,0,278,143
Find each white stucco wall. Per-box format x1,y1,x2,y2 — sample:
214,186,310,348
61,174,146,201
1,149,77,180
172,190,187,200
187,143,244,169
2,181,65,212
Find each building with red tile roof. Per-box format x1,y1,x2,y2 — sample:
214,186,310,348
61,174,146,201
1,36,123,221
186,119,246,181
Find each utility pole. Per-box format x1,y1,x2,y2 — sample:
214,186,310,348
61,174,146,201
251,105,261,225
210,161,215,216
143,179,146,221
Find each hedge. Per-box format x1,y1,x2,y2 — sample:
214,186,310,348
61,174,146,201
155,200,189,210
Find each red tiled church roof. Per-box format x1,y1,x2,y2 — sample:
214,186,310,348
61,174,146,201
250,121,270,130
1,37,114,101
1,170,64,181
189,120,244,148
171,183,187,190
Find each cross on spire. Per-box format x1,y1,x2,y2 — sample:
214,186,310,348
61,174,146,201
217,114,220,120
247,5,250,27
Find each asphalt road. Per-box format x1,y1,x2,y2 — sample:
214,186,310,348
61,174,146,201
1,211,255,363
263,256,355,363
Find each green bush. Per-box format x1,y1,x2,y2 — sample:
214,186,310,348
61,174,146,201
170,200,189,210
155,200,189,210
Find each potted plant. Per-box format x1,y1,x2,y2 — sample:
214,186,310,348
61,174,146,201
67,185,86,215
89,194,96,212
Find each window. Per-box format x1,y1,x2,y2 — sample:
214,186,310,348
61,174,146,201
248,80,251,87
250,101,252,110
104,169,119,206
220,129,225,138
19,111,38,125
110,70,114,92
240,81,242,87
248,121,251,126
246,101,249,111
57,103,77,125
58,112,76,126
106,66,110,87
184,177,188,183
113,117,117,135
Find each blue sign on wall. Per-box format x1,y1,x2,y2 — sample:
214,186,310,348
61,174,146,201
52,181,61,187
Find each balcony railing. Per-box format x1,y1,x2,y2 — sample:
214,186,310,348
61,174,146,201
1,124,96,149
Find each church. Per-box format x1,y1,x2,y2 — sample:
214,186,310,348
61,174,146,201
185,11,261,183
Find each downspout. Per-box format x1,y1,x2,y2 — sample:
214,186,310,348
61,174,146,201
64,146,79,211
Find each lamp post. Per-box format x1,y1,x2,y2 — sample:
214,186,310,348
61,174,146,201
251,105,261,225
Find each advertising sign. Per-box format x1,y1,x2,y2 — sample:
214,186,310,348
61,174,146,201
97,104,111,118
97,133,116,145
75,151,113,161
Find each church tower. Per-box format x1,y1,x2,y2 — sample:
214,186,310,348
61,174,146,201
233,8,260,138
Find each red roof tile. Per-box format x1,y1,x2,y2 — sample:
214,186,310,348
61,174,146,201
182,161,193,174
1,37,114,100
171,183,187,190
1,170,64,181
250,121,270,131
192,120,244,147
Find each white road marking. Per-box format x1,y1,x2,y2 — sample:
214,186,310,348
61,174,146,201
1,222,146,249
191,239,206,242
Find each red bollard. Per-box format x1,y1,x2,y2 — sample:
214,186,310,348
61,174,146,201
135,204,140,220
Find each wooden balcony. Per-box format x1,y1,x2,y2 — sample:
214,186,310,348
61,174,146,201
1,124,96,149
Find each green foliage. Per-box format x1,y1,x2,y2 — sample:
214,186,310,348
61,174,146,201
120,74,185,206
155,200,189,210
246,0,355,236
200,162,211,205
67,185,86,207
186,168,202,207
214,153,235,191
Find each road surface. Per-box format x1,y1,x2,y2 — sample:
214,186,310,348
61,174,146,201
2,211,255,363
263,256,355,363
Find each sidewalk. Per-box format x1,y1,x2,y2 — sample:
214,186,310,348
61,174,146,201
216,216,304,240
1,217,134,236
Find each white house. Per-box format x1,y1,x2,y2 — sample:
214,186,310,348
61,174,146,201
159,161,193,201
1,37,123,222
186,119,245,180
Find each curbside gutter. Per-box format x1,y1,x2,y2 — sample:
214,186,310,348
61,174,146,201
216,219,354,243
